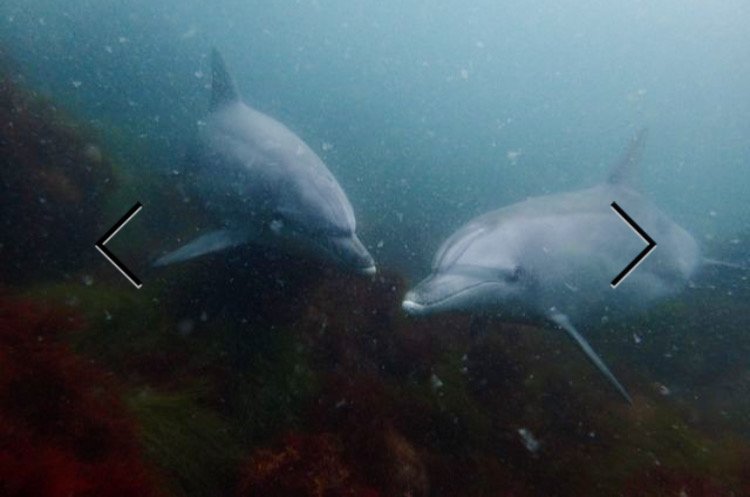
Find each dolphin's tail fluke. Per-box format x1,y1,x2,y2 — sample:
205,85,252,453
549,312,633,405
210,48,241,111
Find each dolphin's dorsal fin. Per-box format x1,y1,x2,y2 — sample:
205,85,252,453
607,128,648,187
210,48,241,111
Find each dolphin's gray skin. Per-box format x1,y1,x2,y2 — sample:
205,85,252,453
154,49,375,275
403,130,701,404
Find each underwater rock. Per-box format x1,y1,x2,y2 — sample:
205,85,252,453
0,52,117,284
220,265,750,497
0,294,164,496
623,466,731,497
238,432,378,497
380,425,429,497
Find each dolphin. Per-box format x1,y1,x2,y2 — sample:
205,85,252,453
154,49,375,275
402,130,702,404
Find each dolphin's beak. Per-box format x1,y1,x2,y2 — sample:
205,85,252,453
402,284,435,315
402,296,427,316
401,272,494,316
361,265,377,276
329,234,376,276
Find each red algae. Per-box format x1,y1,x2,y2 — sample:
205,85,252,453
276,271,750,496
0,295,164,496
238,432,378,497
623,467,732,497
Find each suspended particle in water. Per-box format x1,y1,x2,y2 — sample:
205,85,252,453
506,149,522,165
83,144,103,163
270,219,284,235
180,27,198,40
430,373,444,392
518,428,540,453
177,319,195,336
653,382,671,396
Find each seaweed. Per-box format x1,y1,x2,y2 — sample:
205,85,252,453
0,294,165,496
0,55,119,285
238,432,379,497
3,43,750,494
127,388,242,497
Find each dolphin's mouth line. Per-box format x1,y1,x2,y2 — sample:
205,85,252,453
279,226,374,272
406,279,496,309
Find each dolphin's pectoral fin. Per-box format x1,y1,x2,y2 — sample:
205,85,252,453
702,257,748,271
153,228,248,266
549,312,633,405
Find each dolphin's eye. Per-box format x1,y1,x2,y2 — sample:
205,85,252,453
269,218,285,235
506,266,525,282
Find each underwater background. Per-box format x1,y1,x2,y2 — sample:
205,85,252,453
1,0,749,495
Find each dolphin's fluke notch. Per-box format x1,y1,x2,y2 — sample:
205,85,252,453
607,127,648,187
549,312,633,405
210,48,241,111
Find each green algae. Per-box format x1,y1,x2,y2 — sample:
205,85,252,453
397,347,494,454
127,388,242,497
230,326,321,446
22,282,171,363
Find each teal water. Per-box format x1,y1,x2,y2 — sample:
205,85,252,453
2,0,748,273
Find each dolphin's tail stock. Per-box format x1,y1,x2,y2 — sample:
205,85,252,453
549,312,633,405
